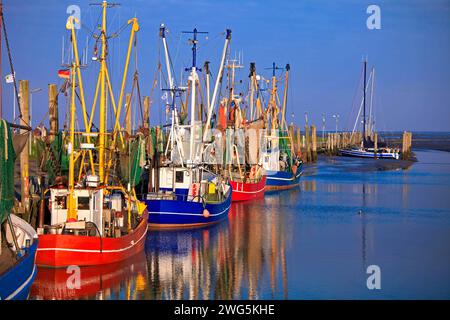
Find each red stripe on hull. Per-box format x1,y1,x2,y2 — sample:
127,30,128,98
230,176,266,202
36,212,148,268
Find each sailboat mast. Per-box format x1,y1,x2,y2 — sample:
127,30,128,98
98,0,107,183
363,58,367,142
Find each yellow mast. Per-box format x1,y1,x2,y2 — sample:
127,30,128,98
68,17,96,175
104,17,139,185
67,62,77,221
98,0,107,184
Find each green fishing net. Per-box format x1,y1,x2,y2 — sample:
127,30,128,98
0,120,16,223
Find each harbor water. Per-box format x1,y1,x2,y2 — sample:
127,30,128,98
30,149,450,299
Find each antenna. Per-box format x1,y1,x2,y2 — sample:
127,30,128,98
182,28,208,71
265,62,283,77
89,2,121,8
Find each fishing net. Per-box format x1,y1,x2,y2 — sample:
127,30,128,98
279,129,292,170
120,137,146,188
0,120,16,224
35,132,69,184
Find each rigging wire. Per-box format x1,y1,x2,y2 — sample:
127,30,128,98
0,9,29,128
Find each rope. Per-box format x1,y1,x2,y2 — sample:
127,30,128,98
1,10,29,128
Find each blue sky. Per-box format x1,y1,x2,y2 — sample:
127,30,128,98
1,0,449,131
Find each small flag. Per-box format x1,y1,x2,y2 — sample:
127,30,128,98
5,73,14,83
58,69,70,79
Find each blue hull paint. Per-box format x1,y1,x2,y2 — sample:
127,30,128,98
339,149,399,159
266,164,303,189
145,189,232,227
0,240,38,300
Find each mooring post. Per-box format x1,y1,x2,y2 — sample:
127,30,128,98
48,84,58,143
304,125,311,162
374,132,378,157
20,80,30,212
288,123,295,153
143,96,150,129
402,131,412,160
311,125,317,161
125,93,132,136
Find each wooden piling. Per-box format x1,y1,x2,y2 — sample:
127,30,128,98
20,80,30,211
374,133,378,157
143,96,150,129
288,123,295,154
311,125,317,161
304,125,311,162
48,84,58,142
125,93,132,136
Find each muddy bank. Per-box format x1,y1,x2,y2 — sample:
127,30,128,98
381,132,450,153
303,155,415,173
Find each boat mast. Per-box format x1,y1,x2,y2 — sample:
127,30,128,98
182,28,206,165
369,67,375,136
98,0,107,184
67,62,77,221
249,63,255,121
363,58,367,143
202,29,231,143
280,64,290,130
160,24,175,100
267,62,282,130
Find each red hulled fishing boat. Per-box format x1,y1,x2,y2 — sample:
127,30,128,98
229,169,266,202
35,3,148,268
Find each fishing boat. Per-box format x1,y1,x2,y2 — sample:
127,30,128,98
0,5,38,298
0,120,38,300
338,59,400,160
258,63,303,190
143,26,233,228
220,57,267,201
0,214,38,300
35,2,148,267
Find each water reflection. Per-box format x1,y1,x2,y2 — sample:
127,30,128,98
145,195,293,299
30,251,148,300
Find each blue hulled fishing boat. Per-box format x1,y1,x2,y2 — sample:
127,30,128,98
0,215,38,300
260,63,303,191
265,168,303,190
144,26,233,228
0,120,38,300
145,167,232,227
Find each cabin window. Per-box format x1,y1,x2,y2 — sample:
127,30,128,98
176,171,184,183
54,196,66,209
78,196,90,210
